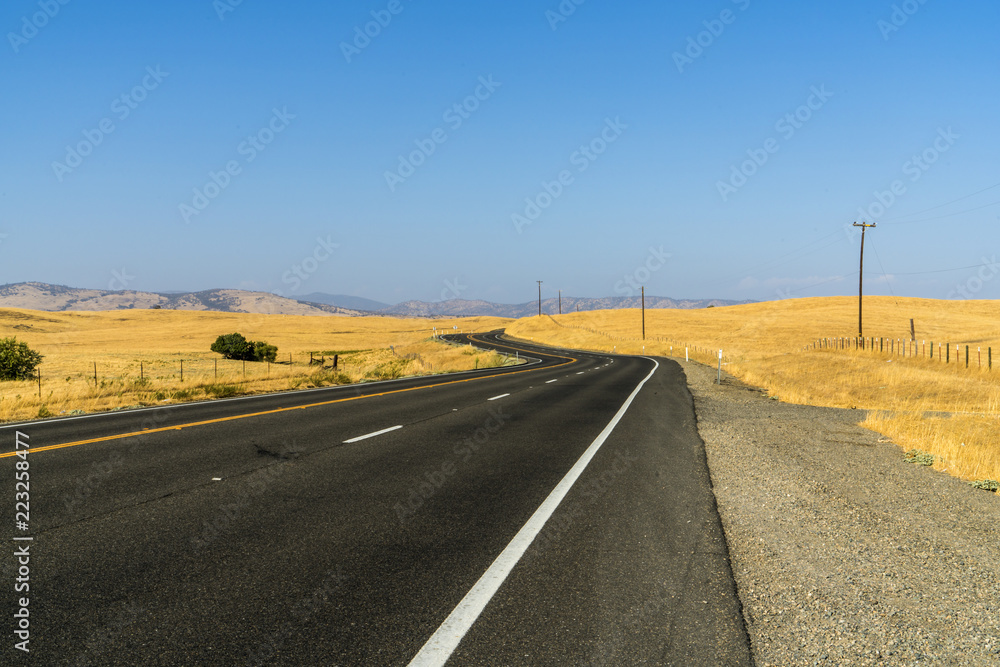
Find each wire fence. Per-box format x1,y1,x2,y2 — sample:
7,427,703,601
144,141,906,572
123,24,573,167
807,336,994,371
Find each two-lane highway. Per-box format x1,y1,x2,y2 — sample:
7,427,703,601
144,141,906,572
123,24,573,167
1,331,750,665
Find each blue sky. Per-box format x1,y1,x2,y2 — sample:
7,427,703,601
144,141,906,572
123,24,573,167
2,0,997,305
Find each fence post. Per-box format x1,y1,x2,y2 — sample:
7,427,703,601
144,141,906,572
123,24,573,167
37,369,41,399
94,362,98,387
946,344,950,363
990,347,993,370
966,345,969,368
180,360,183,382
140,361,144,380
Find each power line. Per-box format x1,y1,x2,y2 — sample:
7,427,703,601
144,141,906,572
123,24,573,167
782,272,857,295
877,199,1000,226
889,263,991,276
879,179,1000,222
867,236,899,306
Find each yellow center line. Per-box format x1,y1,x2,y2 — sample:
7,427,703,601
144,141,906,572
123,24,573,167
0,339,575,458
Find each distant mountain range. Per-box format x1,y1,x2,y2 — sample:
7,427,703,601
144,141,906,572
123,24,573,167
0,283,750,318
0,283,362,316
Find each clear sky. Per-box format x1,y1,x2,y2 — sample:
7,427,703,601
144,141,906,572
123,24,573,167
2,0,997,305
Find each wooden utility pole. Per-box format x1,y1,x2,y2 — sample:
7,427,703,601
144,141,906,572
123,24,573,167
558,290,562,315
641,286,646,340
853,222,876,337
537,281,542,317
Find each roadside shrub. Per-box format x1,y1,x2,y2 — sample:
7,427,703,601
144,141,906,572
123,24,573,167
0,337,43,381
904,449,935,466
211,333,251,360
969,479,999,492
250,341,277,363
211,333,277,362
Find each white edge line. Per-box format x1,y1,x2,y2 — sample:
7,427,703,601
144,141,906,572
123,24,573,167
545,379,558,384
407,357,660,667
486,394,510,401
343,425,403,444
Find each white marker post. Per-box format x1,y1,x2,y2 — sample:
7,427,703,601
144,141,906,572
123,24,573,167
717,349,723,385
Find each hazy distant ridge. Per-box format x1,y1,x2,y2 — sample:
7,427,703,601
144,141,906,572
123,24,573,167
0,283,361,316
377,296,749,318
0,283,747,317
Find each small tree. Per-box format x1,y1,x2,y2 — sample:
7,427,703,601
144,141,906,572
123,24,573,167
211,333,251,360
211,333,277,362
0,337,43,380
250,341,278,363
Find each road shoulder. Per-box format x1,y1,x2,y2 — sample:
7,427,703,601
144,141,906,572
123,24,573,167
681,359,1000,666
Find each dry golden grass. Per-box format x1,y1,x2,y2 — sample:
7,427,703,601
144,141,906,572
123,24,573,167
0,308,516,423
507,296,1000,486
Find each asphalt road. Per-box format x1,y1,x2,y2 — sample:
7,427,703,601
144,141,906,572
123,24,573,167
0,331,750,666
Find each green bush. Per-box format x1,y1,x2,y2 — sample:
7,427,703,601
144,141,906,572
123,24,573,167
904,449,935,466
250,341,277,363
970,479,999,492
211,333,277,362
0,337,43,381
211,333,251,360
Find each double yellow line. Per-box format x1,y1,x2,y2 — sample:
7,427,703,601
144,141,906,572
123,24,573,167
0,336,576,458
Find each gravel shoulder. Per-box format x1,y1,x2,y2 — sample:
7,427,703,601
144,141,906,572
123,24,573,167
679,359,1000,666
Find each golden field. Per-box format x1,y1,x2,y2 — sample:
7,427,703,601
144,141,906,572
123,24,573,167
507,296,1000,486
0,309,516,423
